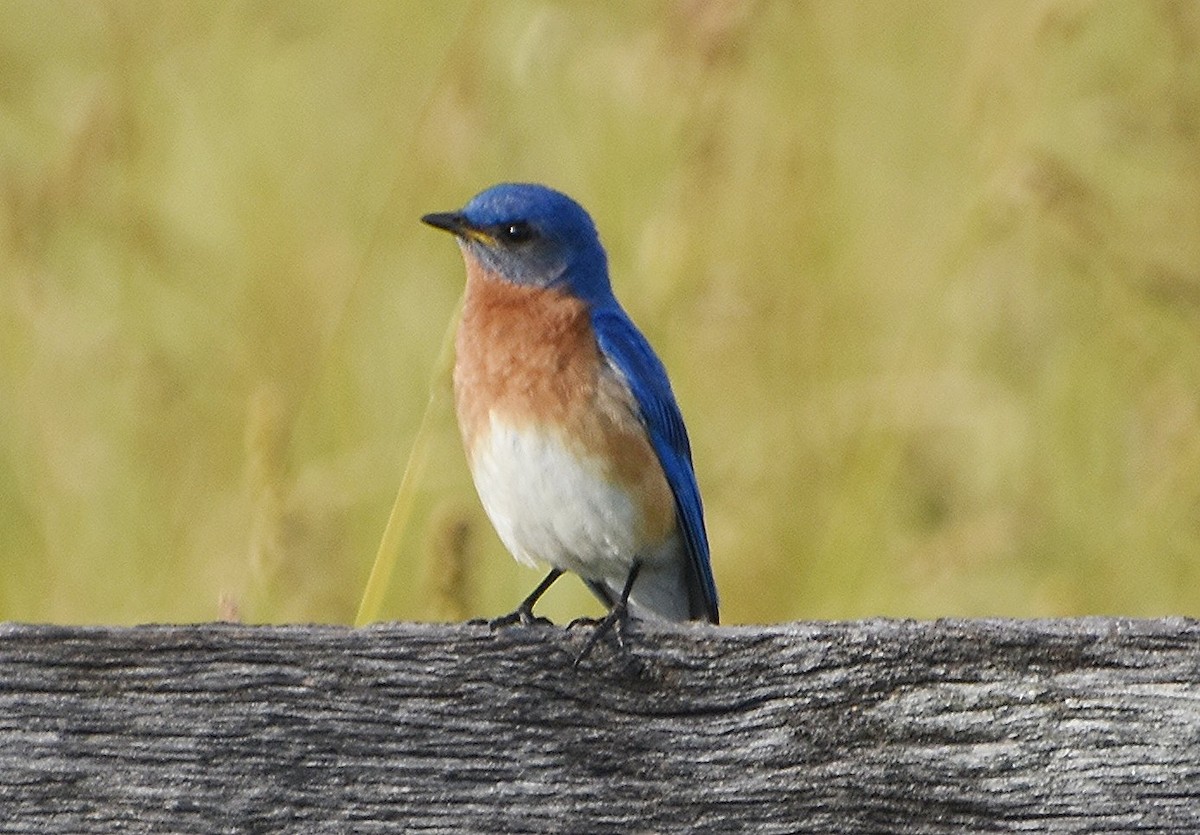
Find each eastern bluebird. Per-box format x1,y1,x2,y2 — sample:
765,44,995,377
422,183,719,636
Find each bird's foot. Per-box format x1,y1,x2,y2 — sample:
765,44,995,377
475,568,563,629
565,615,602,630
573,561,642,666
486,605,554,629
573,603,632,666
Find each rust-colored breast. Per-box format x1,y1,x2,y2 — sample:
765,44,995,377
453,255,677,544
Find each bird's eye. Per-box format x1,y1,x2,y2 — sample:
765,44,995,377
497,222,534,244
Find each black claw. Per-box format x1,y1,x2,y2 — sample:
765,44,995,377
566,616,602,630
488,608,526,629
487,605,555,630
573,608,625,666
573,562,642,667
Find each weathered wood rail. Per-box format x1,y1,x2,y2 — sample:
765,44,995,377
0,618,1197,833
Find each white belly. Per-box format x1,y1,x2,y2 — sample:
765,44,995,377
467,414,655,581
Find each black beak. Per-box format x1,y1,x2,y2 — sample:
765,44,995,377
421,211,471,235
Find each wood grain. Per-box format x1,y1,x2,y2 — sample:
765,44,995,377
1,618,1197,833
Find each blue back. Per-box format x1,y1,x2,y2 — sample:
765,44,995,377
592,306,720,623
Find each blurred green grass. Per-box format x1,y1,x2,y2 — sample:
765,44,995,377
2,1,1199,625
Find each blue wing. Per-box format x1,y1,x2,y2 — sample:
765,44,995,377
591,305,719,623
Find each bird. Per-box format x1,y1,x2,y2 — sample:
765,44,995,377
421,183,719,641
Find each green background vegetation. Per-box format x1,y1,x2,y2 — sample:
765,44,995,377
3,2,1199,625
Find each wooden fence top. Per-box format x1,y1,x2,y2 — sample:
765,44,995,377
1,618,1197,833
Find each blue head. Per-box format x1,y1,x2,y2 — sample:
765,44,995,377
422,183,613,304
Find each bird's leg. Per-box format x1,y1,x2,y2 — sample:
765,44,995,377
487,568,563,628
574,561,642,665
